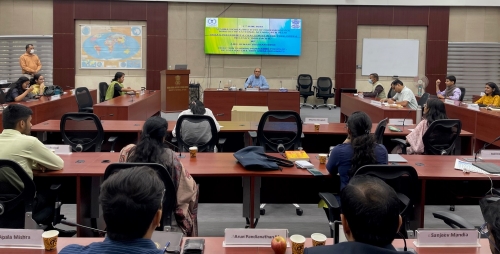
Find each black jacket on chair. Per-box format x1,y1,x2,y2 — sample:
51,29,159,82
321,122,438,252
304,242,413,254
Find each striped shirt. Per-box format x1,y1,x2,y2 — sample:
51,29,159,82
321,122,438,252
60,237,164,254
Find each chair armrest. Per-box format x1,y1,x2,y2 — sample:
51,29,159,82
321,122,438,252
301,133,304,139
432,211,475,229
218,138,226,145
108,136,117,143
313,86,318,92
319,192,340,209
108,136,118,152
50,184,61,191
171,137,177,143
391,138,408,146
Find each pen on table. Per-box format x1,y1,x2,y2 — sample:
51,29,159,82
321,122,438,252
163,241,170,252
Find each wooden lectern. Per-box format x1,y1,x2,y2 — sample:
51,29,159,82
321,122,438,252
160,70,190,112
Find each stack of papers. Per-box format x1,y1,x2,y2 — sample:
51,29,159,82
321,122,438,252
454,159,491,175
295,160,314,169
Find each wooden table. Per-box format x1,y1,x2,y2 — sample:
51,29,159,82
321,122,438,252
6,237,490,253
93,90,161,120
204,89,300,121
340,93,416,123
0,90,97,132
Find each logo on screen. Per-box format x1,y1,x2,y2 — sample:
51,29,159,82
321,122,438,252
206,18,218,27
291,19,301,29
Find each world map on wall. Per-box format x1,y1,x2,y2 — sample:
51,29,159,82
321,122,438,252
80,25,143,69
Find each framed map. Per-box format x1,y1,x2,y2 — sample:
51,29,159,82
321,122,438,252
80,25,143,69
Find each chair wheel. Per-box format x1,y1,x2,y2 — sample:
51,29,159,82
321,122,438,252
449,205,455,211
296,208,303,216
334,106,337,109
260,208,266,215
328,107,331,110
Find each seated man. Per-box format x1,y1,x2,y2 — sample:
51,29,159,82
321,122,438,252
305,175,412,254
381,79,418,110
60,166,165,254
244,68,269,89
0,104,67,231
436,75,461,101
362,73,386,99
479,195,500,254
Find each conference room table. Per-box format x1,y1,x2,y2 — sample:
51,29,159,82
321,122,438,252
7,237,490,253
0,89,97,132
92,90,161,120
33,152,499,236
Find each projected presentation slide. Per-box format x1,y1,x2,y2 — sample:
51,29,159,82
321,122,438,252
205,18,302,56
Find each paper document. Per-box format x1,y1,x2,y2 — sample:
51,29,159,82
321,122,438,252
454,159,490,174
388,154,408,163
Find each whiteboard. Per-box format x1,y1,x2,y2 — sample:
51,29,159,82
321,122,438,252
362,38,419,77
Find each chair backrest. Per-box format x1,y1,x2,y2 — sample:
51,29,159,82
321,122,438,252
316,77,333,96
0,88,6,104
458,87,466,102
99,82,109,102
0,160,36,229
418,92,430,107
75,87,94,112
60,113,104,152
422,119,462,155
296,74,313,93
387,87,395,98
175,115,218,152
103,163,177,231
257,111,302,152
374,118,388,144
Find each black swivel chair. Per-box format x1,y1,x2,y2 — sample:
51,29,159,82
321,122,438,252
175,115,223,152
74,87,94,113
104,163,178,232
0,160,64,230
60,113,118,152
418,92,430,107
314,77,336,110
459,87,466,102
296,74,314,109
99,82,109,102
374,118,388,144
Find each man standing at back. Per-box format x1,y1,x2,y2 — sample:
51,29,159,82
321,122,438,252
305,175,413,254
245,68,269,89
19,44,42,77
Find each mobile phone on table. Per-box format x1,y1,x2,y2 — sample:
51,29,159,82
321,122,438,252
306,168,323,176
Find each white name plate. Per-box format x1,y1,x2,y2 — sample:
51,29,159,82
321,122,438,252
246,88,259,91
370,100,382,107
50,94,61,100
45,144,72,155
224,228,288,246
467,104,480,111
414,229,480,247
480,149,500,160
444,99,455,105
0,229,43,249
388,118,413,126
304,118,329,124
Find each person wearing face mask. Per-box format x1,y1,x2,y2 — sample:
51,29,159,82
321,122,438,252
19,44,42,77
361,73,386,99
5,76,38,102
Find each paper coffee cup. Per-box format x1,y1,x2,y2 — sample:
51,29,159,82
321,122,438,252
318,154,328,164
290,234,306,254
189,147,198,158
314,123,320,131
42,230,59,251
311,233,327,246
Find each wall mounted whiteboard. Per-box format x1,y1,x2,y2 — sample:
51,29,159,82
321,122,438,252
361,38,419,77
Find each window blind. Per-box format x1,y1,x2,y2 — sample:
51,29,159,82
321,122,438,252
0,36,53,85
447,42,500,101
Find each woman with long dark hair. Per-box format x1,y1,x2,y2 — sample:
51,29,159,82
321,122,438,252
5,76,36,102
326,111,388,190
475,82,500,107
118,116,199,236
104,72,135,100
29,74,46,96
404,98,448,154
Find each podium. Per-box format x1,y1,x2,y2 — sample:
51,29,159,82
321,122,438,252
160,70,190,112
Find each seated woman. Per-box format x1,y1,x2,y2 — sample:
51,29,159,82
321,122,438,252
404,98,448,154
29,74,46,96
326,111,388,191
119,116,199,237
104,72,135,100
5,76,37,102
475,82,500,107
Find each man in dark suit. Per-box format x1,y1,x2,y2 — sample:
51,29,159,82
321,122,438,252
305,175,412,254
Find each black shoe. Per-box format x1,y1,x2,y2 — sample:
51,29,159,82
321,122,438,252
54,227,77,237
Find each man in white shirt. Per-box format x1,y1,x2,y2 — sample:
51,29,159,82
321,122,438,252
381,79,418,110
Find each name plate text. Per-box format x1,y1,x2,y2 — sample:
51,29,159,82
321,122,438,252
0,229,43,249
444,99,455,105
45,144,72,155
467,104,480,111
480,149,500,160
370,100,382,107
224,228,288,246
414,229,479,247
388,118,413,126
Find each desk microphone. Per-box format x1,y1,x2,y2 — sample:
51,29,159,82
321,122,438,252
60,220,107,234
217,80,223,91
475,135,500,162
164,140,185,158
402,110,413,129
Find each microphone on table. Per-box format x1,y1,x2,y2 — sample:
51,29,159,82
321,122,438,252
475,135,500,162
164,140,185,158
402,110,413,129
217,80,223,91
60,220,107,234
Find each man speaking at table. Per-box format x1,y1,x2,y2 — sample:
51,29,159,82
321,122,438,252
244,68,269,89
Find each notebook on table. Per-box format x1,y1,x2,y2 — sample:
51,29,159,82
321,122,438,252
472,163,500,174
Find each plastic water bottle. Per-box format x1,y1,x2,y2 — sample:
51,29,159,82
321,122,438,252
228,80,232,87
416,105,422,124
214,146,218,153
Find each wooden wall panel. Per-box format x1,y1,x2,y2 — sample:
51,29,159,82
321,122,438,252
147,2,169,36
426,41,448,74
147,36,168,71
74,0,111,20
428,7,450,41
53,68,75,89
336,6,358,40
358,6,393,25
53,34,75,69
147,70,161,90
53,0,74,34
335,40,357,74
110,1,147,21
393,7,429,26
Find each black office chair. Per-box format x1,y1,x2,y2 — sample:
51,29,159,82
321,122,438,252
459,87,466,102
374,118,388,144
418,92,430,107
99,82,109,102
175,115,222,152
387,87,396,99
0,160,64,230
296,74,314,109
254,111,304,216
74,87,94,113
314,77,336,110
104,163,178,232
60,113,118,152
